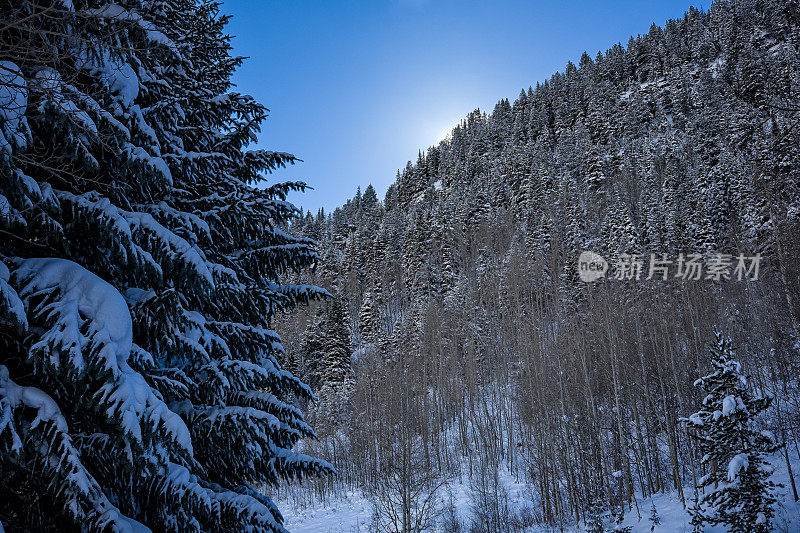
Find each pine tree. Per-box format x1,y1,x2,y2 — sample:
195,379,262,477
585,144,607,199
318,297,352,388
586,497,607,533
648,503,661,531
684,334,778,533
359,287,383,348
0,1,331,530
298,298,351,391
297,310,327,391
296,298,353,432
602,190,638,257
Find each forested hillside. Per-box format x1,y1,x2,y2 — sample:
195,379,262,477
278,0,800,529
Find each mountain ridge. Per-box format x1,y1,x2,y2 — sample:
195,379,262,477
279,0,800,529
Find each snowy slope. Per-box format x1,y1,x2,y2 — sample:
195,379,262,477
277,449,800,532
615,450,800,533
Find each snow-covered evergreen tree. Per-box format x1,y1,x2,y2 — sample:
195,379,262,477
648,503,661,531
586,498,607,533
318,297,352,388
0,1,331,530
359,287,382,348
310,298,354,431
298,297,351,392
684,333,778,533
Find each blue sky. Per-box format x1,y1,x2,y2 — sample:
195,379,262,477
225,0,700,213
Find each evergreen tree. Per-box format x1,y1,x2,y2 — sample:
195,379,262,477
297,310,327,391
648,503,661,531
359,287,383,348
585,144,607,199
298,298,351,391
684,334,778,533
318,297,352,388
0,1,331,530
296,298,353,432
586,498,607,533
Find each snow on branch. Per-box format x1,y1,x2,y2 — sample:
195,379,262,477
0,260,26,331
153,462,290,533
0,61,31,156
0,366,150,532
10,258,193,457
80,4,178,53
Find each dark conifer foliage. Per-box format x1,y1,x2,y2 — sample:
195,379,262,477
0,1,331,531
685,334,778,532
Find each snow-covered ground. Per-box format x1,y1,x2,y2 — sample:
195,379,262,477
277,449,800,532
279,489,372,533
612,450,800,533
277,467,533,533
